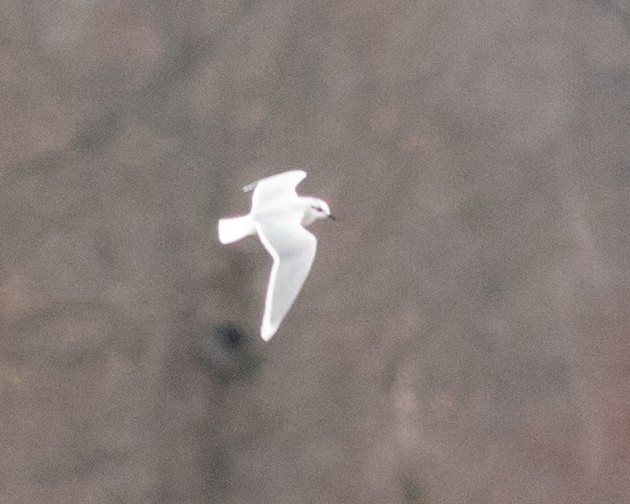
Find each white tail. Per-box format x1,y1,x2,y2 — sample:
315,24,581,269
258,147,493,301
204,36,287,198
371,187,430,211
218,214,255,244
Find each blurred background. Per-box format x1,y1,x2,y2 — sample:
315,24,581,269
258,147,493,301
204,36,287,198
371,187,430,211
2,0,630,502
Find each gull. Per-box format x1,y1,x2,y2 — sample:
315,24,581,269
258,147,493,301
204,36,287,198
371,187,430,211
218,170,335,341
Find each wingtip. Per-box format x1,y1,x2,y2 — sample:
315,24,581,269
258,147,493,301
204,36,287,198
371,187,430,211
242,181,256,193
294,169,308,182
243,169,307,194
260,322,277,341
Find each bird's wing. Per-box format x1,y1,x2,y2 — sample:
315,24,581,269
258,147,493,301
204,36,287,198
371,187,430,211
243,170,307,209
254,217,317,341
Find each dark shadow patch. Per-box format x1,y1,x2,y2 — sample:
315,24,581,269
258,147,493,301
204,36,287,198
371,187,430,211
217,323,245,351
400,475,428,504
189,321,265,384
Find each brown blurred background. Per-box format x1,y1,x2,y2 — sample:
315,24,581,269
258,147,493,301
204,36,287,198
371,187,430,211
2,1,630,502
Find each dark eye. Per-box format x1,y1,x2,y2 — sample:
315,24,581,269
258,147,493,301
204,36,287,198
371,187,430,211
312,206,323,212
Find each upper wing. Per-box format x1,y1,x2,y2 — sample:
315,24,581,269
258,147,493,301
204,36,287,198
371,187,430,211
254,217,317,341
243,170,307,210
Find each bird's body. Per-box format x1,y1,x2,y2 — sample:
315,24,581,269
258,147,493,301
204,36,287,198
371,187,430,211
218,170,334,341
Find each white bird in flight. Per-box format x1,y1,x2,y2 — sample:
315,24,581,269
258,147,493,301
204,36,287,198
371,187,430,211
218,170,335,341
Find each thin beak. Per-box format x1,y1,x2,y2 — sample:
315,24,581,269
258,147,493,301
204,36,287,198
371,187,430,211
328,214,337,221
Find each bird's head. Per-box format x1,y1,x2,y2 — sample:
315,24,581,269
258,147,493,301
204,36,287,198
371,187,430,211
305,198,336,225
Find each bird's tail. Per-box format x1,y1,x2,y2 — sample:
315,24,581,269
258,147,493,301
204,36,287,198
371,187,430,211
218,214,256,244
